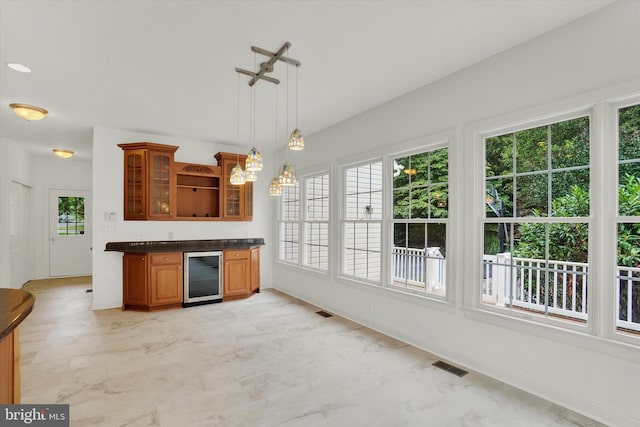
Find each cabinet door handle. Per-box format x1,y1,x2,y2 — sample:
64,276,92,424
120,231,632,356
164,257,168,261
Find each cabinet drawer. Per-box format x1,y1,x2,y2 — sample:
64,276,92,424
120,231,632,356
225,249,249,260
150,253,182,265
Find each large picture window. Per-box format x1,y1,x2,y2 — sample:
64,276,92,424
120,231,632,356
391,148,448,295
482,115,591,324
342,161,382,281
616,102,640,335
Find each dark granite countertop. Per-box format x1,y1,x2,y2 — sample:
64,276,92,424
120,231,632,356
105,238,265,253
0,289,35,342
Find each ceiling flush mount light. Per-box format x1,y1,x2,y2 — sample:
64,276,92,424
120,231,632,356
10,103,48,121
6,62,31,73
53,149,73,159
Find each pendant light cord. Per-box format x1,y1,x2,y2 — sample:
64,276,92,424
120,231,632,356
285,48,289,161
236,73,240,165
252,51,256,149
295,64,299,129
274,81,278,175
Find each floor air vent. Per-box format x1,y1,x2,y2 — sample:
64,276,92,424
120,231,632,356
315,310,333,318
85,289,93,293
432,360,469,377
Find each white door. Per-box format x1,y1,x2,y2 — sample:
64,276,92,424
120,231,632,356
10,181,31,288
49,189,92,277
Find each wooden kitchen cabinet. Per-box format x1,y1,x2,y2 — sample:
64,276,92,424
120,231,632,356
250,247,260,293
223,249,251,299
0,329,19,404
174,162,222,219
118,144,253,221
214,152,253,221
122,252,183,310
118,142,178,220
123,253,148,307
223,247,260,300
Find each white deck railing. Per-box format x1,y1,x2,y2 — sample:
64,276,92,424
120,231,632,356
392,247,445,292
482,254,640,332
616,266,640,332
482,254,588,321
392,249,639,332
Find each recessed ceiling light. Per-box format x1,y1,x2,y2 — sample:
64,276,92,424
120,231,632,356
5,62,31,73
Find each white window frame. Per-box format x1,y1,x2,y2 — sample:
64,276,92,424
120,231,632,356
301,172,330,272
389,144,449,299
474,107,595,333
277,182,301,265
340,159,384,284
610,94,640,345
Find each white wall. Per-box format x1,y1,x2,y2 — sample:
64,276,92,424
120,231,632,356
273,2,640,426
91,126,274,310
0,138,10,288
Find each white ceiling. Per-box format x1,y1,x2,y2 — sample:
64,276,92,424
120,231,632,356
0,0,611,160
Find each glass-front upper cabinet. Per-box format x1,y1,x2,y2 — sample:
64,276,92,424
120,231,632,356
214,152,253,221
119,142,178,220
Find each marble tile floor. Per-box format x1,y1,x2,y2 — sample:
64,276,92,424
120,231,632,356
18,277,603,427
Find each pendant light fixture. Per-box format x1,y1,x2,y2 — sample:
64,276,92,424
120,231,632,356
269,81,282,196
269,178,282,196
278,162,298,186
234,41,301,193
245,169,258,182
246,53,263,172
288,64,304,151
230,163,246,185
230,74,246,186
246,147,263,172
278,56,298,186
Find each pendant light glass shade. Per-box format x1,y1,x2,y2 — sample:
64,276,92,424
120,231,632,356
245,169,258,182
246,147,263,171
288,129,304,150
278,162,298,186
269,178,282,196
230,163,246,185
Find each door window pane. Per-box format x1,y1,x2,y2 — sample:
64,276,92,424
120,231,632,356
58,197,85,235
